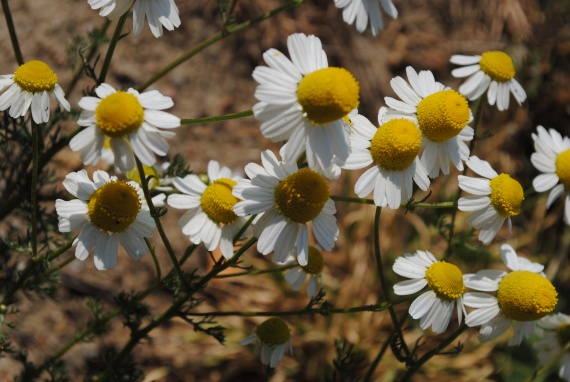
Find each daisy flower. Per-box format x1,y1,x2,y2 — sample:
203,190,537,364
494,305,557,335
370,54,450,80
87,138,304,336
450,51,527,111
70,83,180,172
252,33,359,172
240,318,293,368
531,125,570,225
55,169,155,270
88,0,181,38
333,0,398,36
284,245,324,298
464,244,557,346
392,250,466,334
232,150,338,266
343,108,430,208
167,160,248,259
383,66,474,178
0,60,70,123
458,156,524,245
534,313,570,381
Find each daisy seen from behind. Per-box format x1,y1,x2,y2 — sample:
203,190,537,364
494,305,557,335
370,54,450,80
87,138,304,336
383,66,474,178
252,33,359,172
343,108,430,208
240,318,293,368
333,0,398,37
392,250,467,334
167,160,248,259
458,156,524,245
88,0,181,38
534,313,570,381
531,125,570,225
284,245,325,298
70,83,180,172
55,170,155,270
232,150,338,266
0,60,70,123
450,51,527,111
463,244,558,346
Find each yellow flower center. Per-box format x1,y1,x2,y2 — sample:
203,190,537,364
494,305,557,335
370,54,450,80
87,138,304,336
127,164,159,189
425,261,465,301
489,173,524,217
200,178,239,225
556,149,570,192
13,60,57,93
297,67,360,125
301,245,324,275
370,119,421,171
416,90,470,143
479,51,516,82
274,168,329,224
87,181,142,233
497,271,558,322
557,323,570,347
255,318,291,346
95,91,144,138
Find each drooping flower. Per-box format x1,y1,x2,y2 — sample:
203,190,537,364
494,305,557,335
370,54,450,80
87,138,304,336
240,318,293,368
534,313,570,381
333,0,398,36
284,245,324,297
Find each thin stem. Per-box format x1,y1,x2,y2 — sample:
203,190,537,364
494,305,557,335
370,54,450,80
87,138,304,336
98,13,128,84
1,0,24,64
145,238,161,288
214,264,296,279
30,121,40,259
181,110,253,125
524,341,570,382
330,195,456,209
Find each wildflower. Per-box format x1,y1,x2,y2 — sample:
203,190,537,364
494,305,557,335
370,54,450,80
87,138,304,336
458,156,524,244
284,245,324,297
240,318,293,368
70,83,180,172
383,66,473,178
393,250,467,333
232,150,338,266
333,0,398,36
450,51,527,111
0,60,70,123
531,125,570,225
252,33,359,173
534,313,570,381
464,244,557,346
55,170,155,270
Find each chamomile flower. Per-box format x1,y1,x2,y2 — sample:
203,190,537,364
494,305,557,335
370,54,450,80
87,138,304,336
450,51,526,111
252,33,359,172
285,245,324,297
531,125,570,225
70,83,180,172
167,160,248,259
463,244,558,346
232,150,338,266
88,0,181,38
240,318,293,368
0,60,70,123
534,313,570,381
343,108,430,208
392,250,467,334
383,66,474,178
458,156,524,245
333,0,398,36
55,170,155,270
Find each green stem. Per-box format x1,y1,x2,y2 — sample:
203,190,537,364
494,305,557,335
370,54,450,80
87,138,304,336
214,264,297,279
330,195,456,209
98,13,127,84
145,238,161,288
181,110,253,125
524,341,570,382
137,0,304,92
30,121,40,259
1,0,24,65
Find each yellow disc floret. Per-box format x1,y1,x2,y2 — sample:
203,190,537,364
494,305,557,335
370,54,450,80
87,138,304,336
556,149,570,191
274,168,329,224
301,245,324,275
13,60,57,93
95,91,144,138
200,178,239,225
425,261,465,301
370,119,422,171
497,271,558,321
255,318,291,346
127,164,159,189
416,90,470,143
489,174,524,217
88,181,142,233
480,51,516,82
297,67,360,125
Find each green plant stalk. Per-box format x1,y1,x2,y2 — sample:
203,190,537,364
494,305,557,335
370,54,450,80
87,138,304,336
30,121,40,260
181,109,253,125
137,0,304,92
331,195,456,209
1,0,24,65
525,341,570,382
145,238,162,288
98,13,127,84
